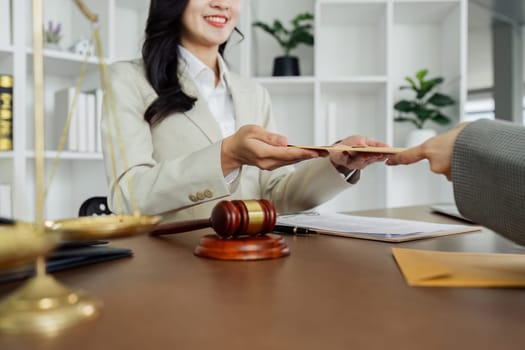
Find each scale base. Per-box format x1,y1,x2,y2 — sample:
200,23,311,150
0,273,101,334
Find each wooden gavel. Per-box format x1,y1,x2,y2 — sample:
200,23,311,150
149,199,276,238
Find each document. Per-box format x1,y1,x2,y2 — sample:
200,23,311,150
392,247,525,287
276,212,480,242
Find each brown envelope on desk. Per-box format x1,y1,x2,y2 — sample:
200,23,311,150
392,247,525,287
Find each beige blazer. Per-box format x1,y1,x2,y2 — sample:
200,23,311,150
102,60,352,222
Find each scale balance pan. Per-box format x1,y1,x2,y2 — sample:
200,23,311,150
45,214,162,240
0,222,60,270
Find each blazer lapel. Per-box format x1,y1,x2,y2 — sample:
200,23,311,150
225,70,255,130
178,63,223,143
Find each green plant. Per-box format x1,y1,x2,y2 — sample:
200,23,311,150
394,69,455,129
253,13,314,56
44,20,62,44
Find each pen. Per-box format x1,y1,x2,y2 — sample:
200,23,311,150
273,224,317,235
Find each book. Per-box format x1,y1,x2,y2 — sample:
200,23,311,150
50,87,83,151
76,92,88,152
277,212,481,243
95,89,104,153
0,74,13,151
85,88,103,153
0,240,133,284
85,92,96,153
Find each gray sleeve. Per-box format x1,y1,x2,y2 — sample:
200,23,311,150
452,119,525,245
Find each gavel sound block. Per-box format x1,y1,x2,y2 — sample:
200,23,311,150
149,199,289,260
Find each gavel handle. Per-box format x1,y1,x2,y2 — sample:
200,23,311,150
149,218,210,236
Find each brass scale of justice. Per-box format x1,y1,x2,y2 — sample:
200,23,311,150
0,0,288,334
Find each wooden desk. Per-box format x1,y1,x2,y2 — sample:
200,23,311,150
1,205,525,349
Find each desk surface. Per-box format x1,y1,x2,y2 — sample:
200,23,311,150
1,205,525,349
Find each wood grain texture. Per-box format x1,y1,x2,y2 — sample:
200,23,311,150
1,206,524,350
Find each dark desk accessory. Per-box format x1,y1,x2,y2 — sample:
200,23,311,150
0,217,16,225
150,199,289,261
0,241,132,285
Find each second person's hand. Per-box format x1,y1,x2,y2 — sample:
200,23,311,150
386,122,469,180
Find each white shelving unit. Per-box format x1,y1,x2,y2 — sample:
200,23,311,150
1,0,149,220
1,0,466,220
245,0,466,212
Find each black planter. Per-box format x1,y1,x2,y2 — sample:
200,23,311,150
272,56,300,76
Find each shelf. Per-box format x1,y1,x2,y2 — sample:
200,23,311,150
0,151,14,159
320,76,387,84
319,0,387,4
26,48,103,77
255,76,315,84
255,77,315,94
0,45,14,57
26,151,103,161
320,80,387,95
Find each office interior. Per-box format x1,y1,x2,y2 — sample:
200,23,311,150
0,1,524,348
0,0,524,218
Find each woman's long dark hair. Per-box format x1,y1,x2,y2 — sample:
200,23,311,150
142,0,236,126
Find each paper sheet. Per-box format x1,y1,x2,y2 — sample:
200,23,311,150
277,212,480,242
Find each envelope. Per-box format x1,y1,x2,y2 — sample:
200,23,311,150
289,145,406,154
392,247,525,287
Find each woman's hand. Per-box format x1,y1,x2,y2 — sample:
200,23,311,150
330,135,389,171
221,125,324,175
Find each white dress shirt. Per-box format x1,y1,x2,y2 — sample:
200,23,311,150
178,45,236,137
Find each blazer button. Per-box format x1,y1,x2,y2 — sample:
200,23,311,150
196,192,205,200
204,189,213,198
189,194,197,202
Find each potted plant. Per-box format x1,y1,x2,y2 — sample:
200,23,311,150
394,69,455,147
253,13,314,76
43,20,62,50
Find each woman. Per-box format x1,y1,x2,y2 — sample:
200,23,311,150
102,0,387,222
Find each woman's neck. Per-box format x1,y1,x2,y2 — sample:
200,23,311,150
180,42,220,82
